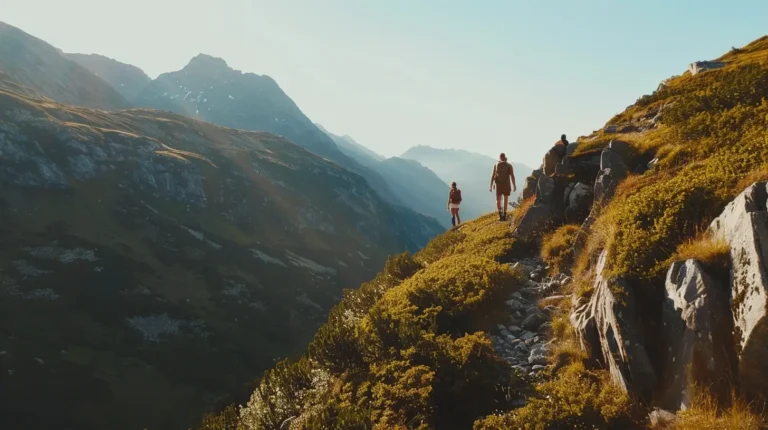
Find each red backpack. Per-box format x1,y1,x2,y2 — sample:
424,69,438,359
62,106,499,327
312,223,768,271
450,188,462,203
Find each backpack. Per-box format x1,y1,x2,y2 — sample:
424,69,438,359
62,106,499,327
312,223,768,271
494,161,511,184
450,188,462,203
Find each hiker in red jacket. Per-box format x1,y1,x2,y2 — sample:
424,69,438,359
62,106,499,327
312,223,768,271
448,182,462,226
490,153,517,221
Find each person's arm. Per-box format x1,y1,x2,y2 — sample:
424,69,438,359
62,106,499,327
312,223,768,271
489,165,496,191
510,166,517,193
448,190,452,208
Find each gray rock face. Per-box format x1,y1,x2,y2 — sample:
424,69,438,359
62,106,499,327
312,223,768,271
522,176,538,200
688,61,726,76
535,175,556,205
571,250,657,400
710,181,768,399
649,409,677,427
566,142,579,155
566,182,593,222
600,147,628,180
594,168,625,204
658,260,734,410
512,204,553,239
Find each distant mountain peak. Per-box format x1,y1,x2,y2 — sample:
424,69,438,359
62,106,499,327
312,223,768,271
185,53,232,73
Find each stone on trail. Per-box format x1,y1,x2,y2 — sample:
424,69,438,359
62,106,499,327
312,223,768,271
649,408,677,427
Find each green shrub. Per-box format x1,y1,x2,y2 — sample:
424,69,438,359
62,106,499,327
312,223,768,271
240,358,317,429
363,255,519,349
474,362,639,430
303,399,373,430
416,230,466,265
198,404,244,430
541,224,581,274
384,252,423,280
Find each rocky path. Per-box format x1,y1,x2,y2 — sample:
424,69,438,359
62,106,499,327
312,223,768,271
490,258,571,377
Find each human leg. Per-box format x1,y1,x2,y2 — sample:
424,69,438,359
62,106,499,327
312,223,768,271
450,207,458,226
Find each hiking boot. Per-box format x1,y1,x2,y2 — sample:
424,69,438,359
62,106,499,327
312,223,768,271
502,211,508,221
498,210,503,221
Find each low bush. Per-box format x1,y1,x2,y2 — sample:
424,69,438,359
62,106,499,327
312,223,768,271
541,224,581,275
672,386,764,430
670,235,731,277
474,362,640,430
198,404,244,430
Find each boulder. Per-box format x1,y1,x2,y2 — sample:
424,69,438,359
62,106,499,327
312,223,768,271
688,61,726,76
658,260,735,410
710,181,768,399
570,250,657,400
542,146,564,176
563,182,576,206
566,182,593,222
600,147,628,179
594,168,624,204
536,175,556,205
528,343,551,365
522,312,544,331
522,175,537,200
604,125,618,133
607,140,631,160
649,409,677,427
512,203,554,239
566,142,579,155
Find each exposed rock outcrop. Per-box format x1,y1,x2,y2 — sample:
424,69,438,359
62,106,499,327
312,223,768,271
658,260,735,410
710,181,768,400
571,250,657,401
565,182,593,222
688,60,727,76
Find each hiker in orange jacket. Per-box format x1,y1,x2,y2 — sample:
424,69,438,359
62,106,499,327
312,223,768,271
448,182,462,226
489,153,517,221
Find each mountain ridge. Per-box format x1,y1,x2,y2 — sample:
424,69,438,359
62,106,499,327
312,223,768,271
0,21,130,110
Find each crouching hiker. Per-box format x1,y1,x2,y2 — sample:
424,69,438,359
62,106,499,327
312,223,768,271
448,182,462,226
490,153,517,221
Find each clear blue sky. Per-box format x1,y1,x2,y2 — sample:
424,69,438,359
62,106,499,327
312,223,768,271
4,0,766,167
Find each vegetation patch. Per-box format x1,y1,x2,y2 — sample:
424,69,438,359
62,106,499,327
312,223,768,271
474,361,640,430
670,235,731,277
541,224,581,275
671,385,764,430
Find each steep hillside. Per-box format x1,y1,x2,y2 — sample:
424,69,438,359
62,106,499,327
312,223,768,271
205,36,768,429
67,53,152,100
316,124,384,168
0,87,442,430
132,54,403,206
375,157,451,227
0,21,130,110
402,145,535,219
318,125,451,226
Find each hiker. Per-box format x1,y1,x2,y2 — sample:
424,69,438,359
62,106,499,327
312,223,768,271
543,134,569,176
489,153,517,221
448,182,462,226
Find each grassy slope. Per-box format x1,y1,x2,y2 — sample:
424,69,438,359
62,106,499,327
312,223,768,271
0,88,443,429
224,213,534,429
203,36,768,429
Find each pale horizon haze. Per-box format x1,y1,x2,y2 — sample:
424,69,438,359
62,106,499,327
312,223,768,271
3,0,767,167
